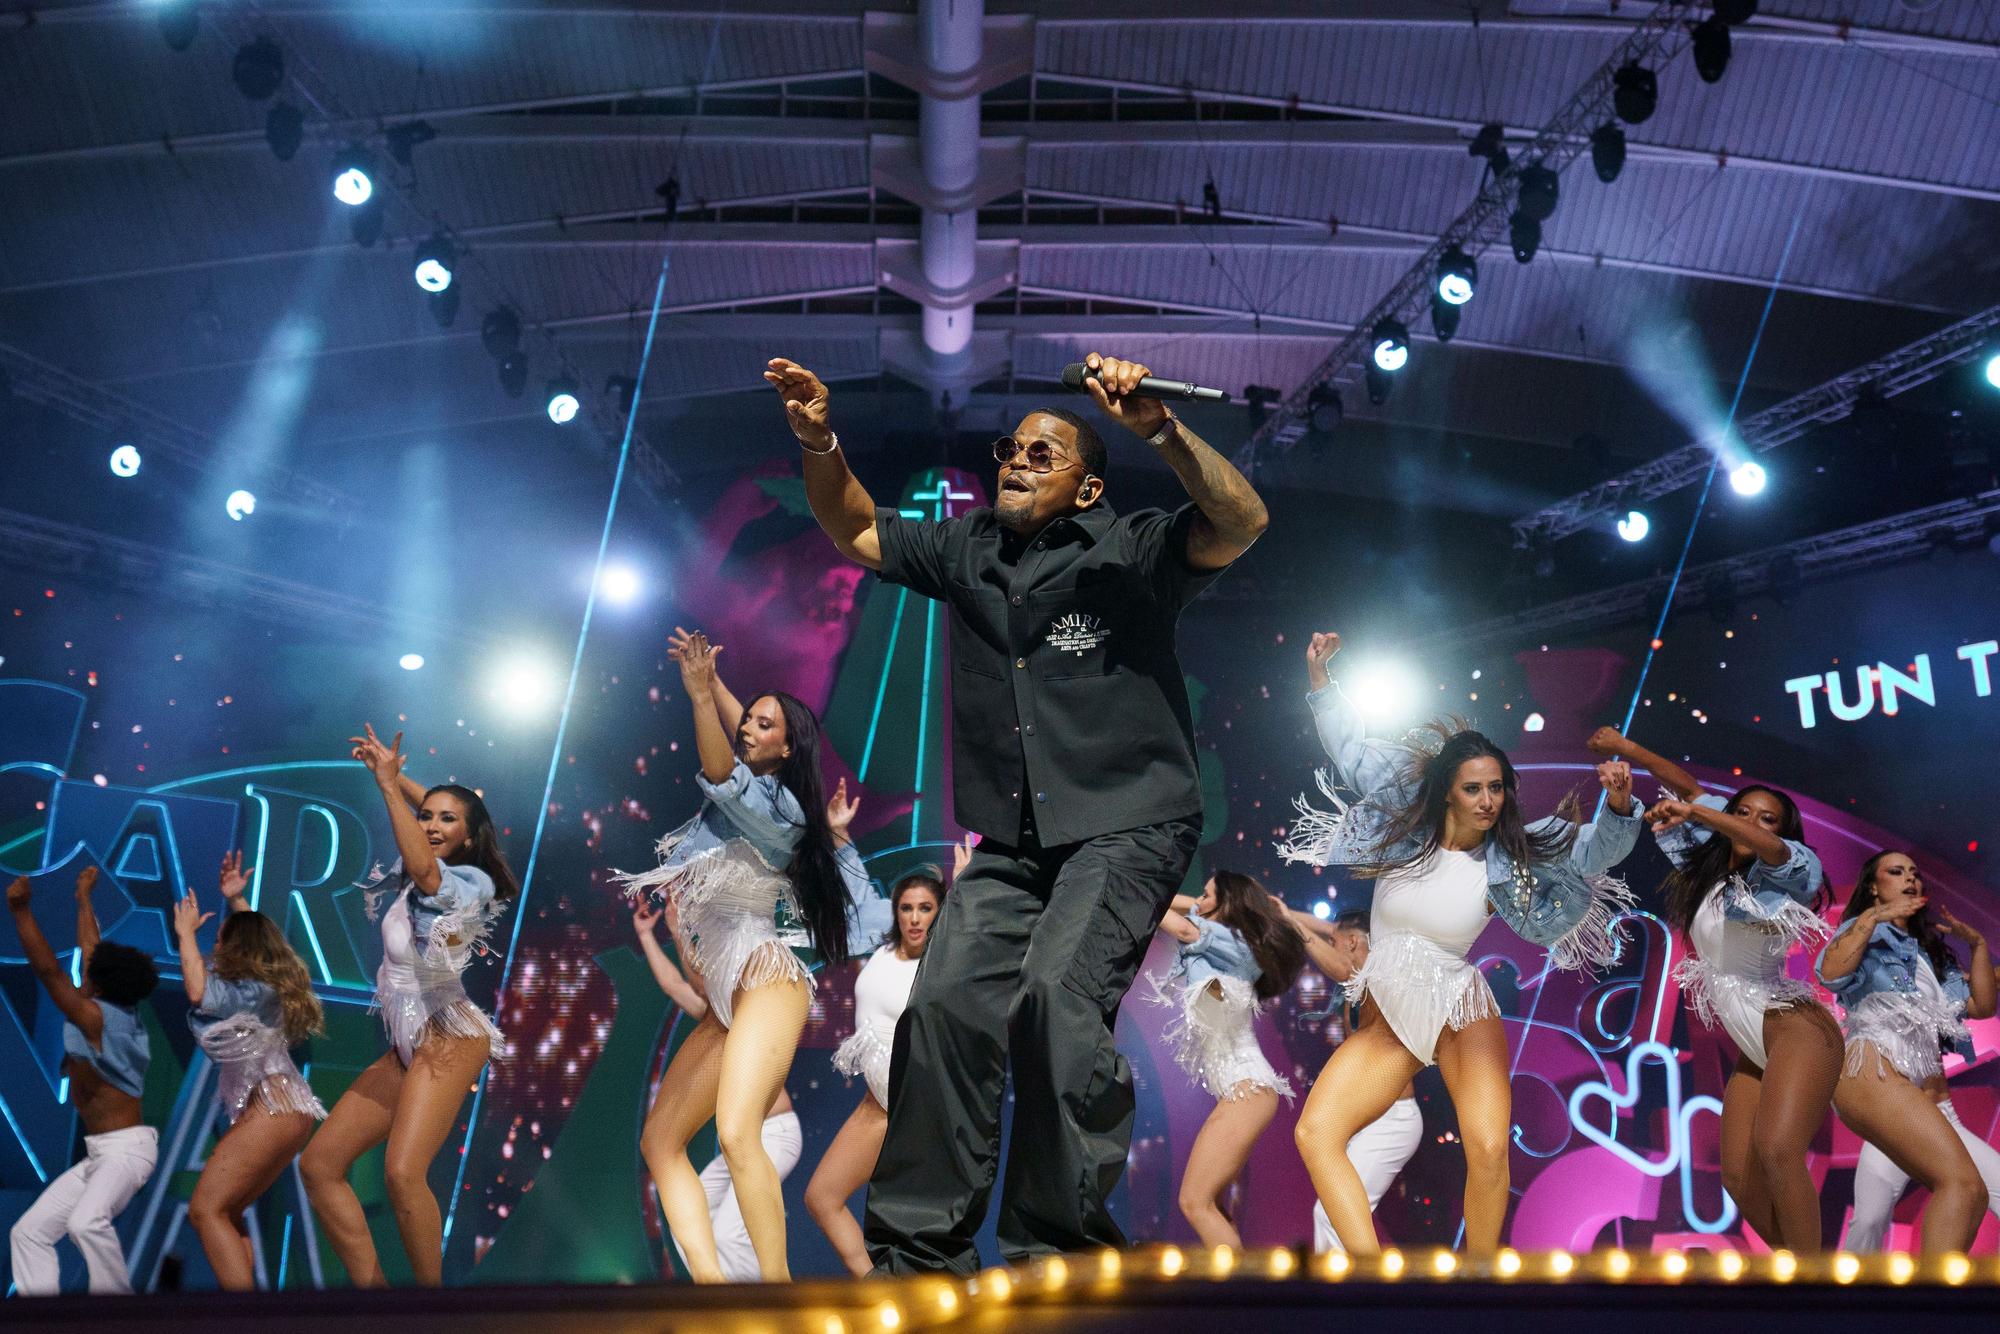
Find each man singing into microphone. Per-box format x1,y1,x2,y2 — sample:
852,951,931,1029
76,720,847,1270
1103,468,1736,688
763,352,1268,1272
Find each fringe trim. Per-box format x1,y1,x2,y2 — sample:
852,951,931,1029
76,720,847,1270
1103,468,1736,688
1542,872,1639,974
1347,931,1498,1035
1148,973,1293,1103
1278,768,1367,867
1718,875,1829,947
250,1071,328,1122
421,896,506,973
1841,990,1966,1084
697,938,814,1031
197,1016,328,1123
832,1028,893,1106
1672,955,1818,1034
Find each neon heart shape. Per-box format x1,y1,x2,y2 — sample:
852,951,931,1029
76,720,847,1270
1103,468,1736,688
1566,1040,1685,1177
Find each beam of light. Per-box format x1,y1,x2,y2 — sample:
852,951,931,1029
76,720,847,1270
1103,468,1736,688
1728,460,1766,496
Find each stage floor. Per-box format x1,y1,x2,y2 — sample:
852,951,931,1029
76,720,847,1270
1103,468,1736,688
9,1247,2000,1330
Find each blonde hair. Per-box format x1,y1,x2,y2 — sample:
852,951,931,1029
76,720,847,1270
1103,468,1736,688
212,911,324,1044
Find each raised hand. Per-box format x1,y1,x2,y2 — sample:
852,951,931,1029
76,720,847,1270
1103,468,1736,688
1596,759,1635,814
1935,905,1984,943
951,832,977,883
671,627,722,699
763,358,834,450
827,777,861,846
632,900,663,935
74,865,100,900
1875,894,1927,925
348,723,406,784
6,876,29,911
1079,351,1169,439
1586,727,1627,758
173,889,215,940
1305,631,1341,690
1645,797,1693,832
218,850,251,901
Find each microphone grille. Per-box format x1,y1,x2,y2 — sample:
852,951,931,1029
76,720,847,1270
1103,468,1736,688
1059,362,1088,390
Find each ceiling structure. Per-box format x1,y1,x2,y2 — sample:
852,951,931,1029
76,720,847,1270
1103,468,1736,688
3,1,1997,527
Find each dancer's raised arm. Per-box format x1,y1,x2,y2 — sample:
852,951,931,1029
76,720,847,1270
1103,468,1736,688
671,630,738,785
767,358,882,570
7,875,97,1035
352,724,444,893
1587,727,1702,802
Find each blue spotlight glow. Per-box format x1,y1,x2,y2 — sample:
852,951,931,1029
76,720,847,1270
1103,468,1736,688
331,148,374,206
1617,510,1650,542
1984,349,2000,390
1312,901,1332,920
398,653,425,671
490,652,560,719
596,564,642,606
1728,460,1767,496
1370,319,1410,373
413,234,455,292
109,444,142,477
225,489,257,520
545,378,580,425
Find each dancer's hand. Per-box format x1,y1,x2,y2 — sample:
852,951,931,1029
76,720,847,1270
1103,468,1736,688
349,723,406,786
6,876,29,911
1586,727,1628,758
632,901,662,935
1079,352,1170,439
827,777,860,847
763,358,834,451
218,850,251,902
1596,760,1634,815
1936,905,1984,944
173,889,214,940
951,832,977,883
1305,631,1341,691
672,628,722,699
74,865,99,901
1644,797,1692,832
1873,894,1926,926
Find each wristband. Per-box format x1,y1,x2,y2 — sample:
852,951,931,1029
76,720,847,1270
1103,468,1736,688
799,431,839,456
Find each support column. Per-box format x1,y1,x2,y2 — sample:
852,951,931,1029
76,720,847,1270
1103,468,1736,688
916,0,984,361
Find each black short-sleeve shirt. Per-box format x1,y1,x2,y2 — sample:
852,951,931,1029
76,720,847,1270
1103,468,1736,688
874,500,1225,845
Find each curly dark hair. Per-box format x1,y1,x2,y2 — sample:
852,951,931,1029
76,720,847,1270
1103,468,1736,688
1207,870,1308,1002
87,941,160,1007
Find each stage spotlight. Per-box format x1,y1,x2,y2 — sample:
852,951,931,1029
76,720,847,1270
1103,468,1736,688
331,147,374,205
1729,459,1767,495
1523,712,1546,733
265,102,304,161
597,564,642,605
158,1,198,52
1509,210,1541,264
482,306,522,359
1982,347,2000,390
1307,384,1344,435
546,377,581,425
1617,510,1650,542
491,653,560,718
604,374,638,418
1590,122,1626,184
1516,167,1559,222
399,653,426,672
1613,63,1658,124
232,37,283,100
225,489,257,521
385,120,437,169
497,351,529,400
1436,247,1477,307
1716,0,1758,22
109,445,142,478
1311,901,1332,921
413,234,456,292
349,196,385,248
1345,659,1419,724
1370,320,1409,373
428,283,461,329
1691,17,1732,83
1365,363,1394,407
1431,291,1461,343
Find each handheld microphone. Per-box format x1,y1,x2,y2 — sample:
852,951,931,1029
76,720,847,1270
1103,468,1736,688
1060,362,1232,403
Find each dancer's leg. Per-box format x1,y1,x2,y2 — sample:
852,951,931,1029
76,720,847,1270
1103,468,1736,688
382,1032,490,1285
57,1128,157,1294
865,843,1041,1275
714,974,810,1281
300,1052,403,1288
1752,1005,1843,1252
1835,1059,1984,1253
1943,1102,2000,1230
1313,1098,1423,1255
805,1094,888,1277
10,1158,92,1295
1716,1058,1779,1245
1177,1087,1278,1248
1433,1015,1511,1256
998,818,1198,1261
1844,1139,1909,1252
1294,1022,1421,1256
702,1112,803,1283
641,1015,727,1281
189,1107,316,1290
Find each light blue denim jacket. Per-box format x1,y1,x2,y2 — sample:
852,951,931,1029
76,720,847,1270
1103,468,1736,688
62,1001,150,1099
379,859,498,955
691,761,878,956
1171,909,1261,992
1290,683,1643,970
188,973,282,1038
1655,791,1824,925
1815,919,1974,1061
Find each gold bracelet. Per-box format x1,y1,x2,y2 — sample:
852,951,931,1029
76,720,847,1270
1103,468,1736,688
798,431,839,456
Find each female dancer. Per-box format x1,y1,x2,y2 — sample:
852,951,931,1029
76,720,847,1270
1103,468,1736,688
300,726,517,1286
1282,630,1640,1254
7,866,160,1294
1817,850,1999,1251
616,626,853,1282
1284,908,1424,1255
804,838,966,1276
1150,870,1306,1247
1649,781,1830,1251
173,852,327,1289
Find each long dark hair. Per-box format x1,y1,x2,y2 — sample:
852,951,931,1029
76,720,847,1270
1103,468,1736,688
759,692,853,966
1207,870,1308,1002
425,783,521,901
1660,784,1816,934
1365,721,1577,880
881,865,947,954
1843,850,1957,981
